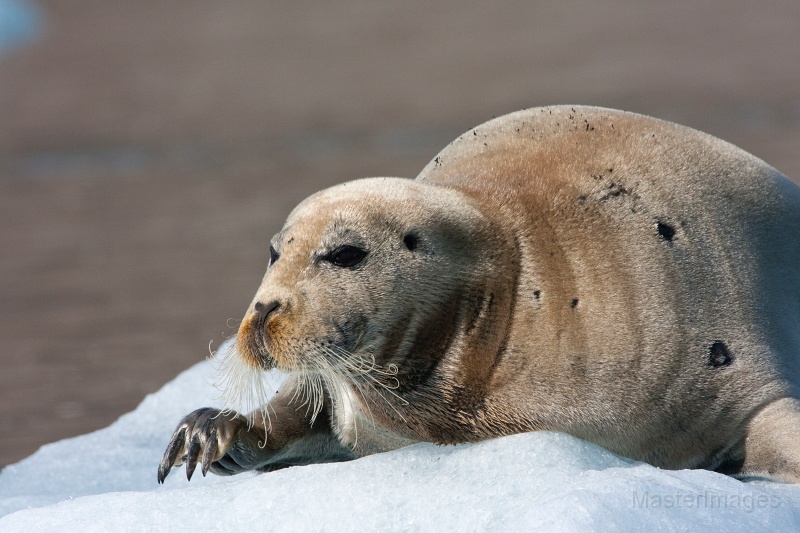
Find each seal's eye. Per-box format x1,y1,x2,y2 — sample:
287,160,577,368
326,245,368,268
269,245,280,266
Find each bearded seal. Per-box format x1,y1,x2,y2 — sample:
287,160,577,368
158,105,800,484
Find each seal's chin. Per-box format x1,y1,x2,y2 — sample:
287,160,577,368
235,315,278,370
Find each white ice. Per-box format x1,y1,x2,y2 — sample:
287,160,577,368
2,339,800,532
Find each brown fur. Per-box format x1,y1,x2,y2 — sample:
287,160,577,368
158,106,800,484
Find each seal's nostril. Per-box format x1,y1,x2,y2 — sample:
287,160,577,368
255,300,280,318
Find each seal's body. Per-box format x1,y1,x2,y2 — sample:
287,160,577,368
158,106,800,483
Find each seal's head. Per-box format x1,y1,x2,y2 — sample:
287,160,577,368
238,177,484,368
224,177,515,422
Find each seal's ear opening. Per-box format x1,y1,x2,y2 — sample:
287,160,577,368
403,232,419,251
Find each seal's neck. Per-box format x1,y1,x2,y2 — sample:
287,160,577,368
360,193,523,442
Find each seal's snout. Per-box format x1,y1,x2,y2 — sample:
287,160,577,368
235,299,283,370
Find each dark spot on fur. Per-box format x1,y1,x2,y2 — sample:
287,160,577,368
577,195,587,204
570,298,579,309
532,290,543,310
596,182,632,202
403,232,419,251
657,221,676,242
709,341,733,368
606,182,628,195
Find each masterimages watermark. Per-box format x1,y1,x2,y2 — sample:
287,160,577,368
632,490,782,512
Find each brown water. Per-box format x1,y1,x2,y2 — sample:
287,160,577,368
1,0,800,468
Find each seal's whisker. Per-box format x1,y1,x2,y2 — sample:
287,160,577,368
288,353,344,427
313,349,364,448
359,378,409,423
210,341,277,433
328,348,399,379
289,363,306,406
328,349,407,404
319,346,377,430
323,349,409,423
324,344,398,378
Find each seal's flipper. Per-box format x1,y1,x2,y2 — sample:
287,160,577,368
735,397,800,483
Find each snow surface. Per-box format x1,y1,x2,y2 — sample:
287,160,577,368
2,340,800,532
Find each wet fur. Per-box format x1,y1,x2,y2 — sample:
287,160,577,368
159,106,800,483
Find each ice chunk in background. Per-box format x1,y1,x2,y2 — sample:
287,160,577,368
0,0,42,54
2,340,800,532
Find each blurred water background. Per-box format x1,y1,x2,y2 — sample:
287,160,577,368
1,0,799,467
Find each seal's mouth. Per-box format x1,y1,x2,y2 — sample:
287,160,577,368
226,311,406,427
235,312,277,370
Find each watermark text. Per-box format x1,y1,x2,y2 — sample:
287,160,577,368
632,490,782,512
